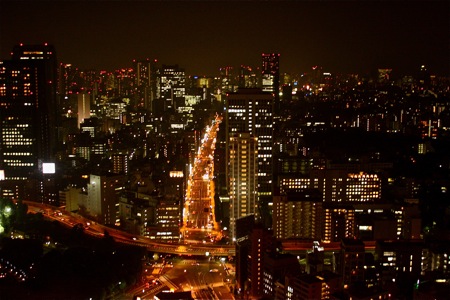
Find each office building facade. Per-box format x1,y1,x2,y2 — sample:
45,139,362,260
86,174,125,225
273,189,323,240
134,58,157,111
0,44,58,180
156,64,186,111
261,53,280,113
226,88,274,227
229,133,258,240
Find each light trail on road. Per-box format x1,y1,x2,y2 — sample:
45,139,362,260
183,114,222,235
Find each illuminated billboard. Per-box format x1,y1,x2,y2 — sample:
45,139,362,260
42,163,55,174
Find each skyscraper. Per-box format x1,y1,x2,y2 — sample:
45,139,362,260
156,64,186,112
273,189,323,240
134,58,157,112
0,44,58,184
229,133,258,240
239,65,258,88
261,53,280,113
226,88,274,228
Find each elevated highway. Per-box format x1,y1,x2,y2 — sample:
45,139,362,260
23,200,235,256
23,201,375,257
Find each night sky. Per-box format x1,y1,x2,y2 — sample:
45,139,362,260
1,0,449,77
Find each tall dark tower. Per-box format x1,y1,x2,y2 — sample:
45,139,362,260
261,53,280,114
0,44,58,200
11,43,58,160
134,58,157,112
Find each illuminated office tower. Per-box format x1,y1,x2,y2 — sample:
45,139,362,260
156,64,185,111
229,133,258,240
273,189,323,240
323,204,355,243
134,58,157,111
346,172,381,202
12,44,58,127
279,177,314,195
58,63,76,109
112,153,129,175
155,197,181,242
0,44,57,184
261,53,280,113
278,170,381,203
219,66,235,94
113,68,134,97
226,88,274,227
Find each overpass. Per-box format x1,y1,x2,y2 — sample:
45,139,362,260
23,200,235,256
23,201,376,257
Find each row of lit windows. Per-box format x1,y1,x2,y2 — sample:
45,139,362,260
3,152,32,156
4,142,33,146
348,185,379,189
4,162,34,166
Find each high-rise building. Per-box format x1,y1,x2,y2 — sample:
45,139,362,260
275,271,341,300
278,170,382,203
346,172,381,202
0,44,58,187
118,191,158,236
261,53,280,113
114,68,134,97
112,153,129,175
339,238,365,288
226,88,274,228
156,64,185,111
219,66,235,94
248,224,275,298
229,133,258,240
376,239,424,291
262,252,302,298
134,59,157,111
239,65,258,88
85,174,125,225
273,189,323,240
154,197,181,242
323,204,355,243
235,215,256,295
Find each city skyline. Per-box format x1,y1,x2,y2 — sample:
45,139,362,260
1,6,450,296
1,0,449,76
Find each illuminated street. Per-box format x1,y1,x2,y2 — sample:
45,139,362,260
125,256,235,300
183,114,222,236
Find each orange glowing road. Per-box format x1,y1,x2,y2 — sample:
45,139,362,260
183,114,222,233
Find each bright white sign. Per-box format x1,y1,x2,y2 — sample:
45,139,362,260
42,163,55,174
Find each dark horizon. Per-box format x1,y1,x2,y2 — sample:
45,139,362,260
1,1,449,76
